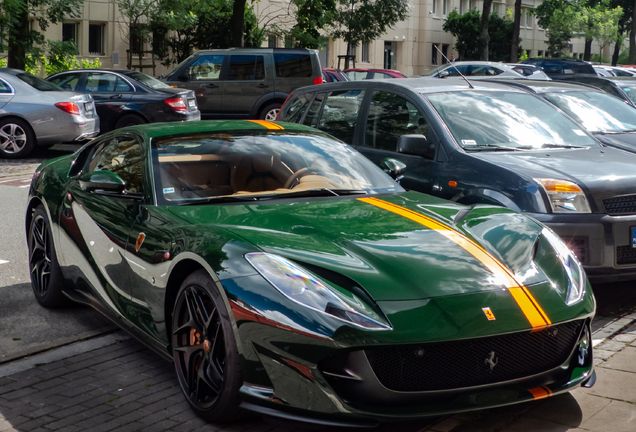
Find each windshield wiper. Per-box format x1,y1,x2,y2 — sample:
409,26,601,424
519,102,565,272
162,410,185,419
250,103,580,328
535,143,588,149
178,188,368,205
464,144,525,152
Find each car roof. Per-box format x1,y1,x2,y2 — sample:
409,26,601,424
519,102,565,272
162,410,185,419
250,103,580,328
485,79,603,94
124,120,320,140
294,77,528,95
524,57,589,63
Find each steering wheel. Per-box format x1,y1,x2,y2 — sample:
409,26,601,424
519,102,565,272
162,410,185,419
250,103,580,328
284,168,333,189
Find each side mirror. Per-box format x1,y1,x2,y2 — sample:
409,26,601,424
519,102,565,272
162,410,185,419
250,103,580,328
380,158,406,182
397,134,435,160
439,70,450,78
79,171,126,194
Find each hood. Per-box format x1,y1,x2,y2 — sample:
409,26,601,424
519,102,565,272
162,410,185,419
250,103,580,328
473,146,636,208
594,132,636,155
169,192,547,301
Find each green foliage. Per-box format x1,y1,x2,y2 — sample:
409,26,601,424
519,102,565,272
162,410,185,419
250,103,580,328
291,0,336,49
331,0,410,47
443,9,520,61
581,0,623,52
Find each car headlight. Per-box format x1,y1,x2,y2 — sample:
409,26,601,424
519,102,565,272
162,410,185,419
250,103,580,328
541,228,586,305
535,178,591,213
245,252,391,330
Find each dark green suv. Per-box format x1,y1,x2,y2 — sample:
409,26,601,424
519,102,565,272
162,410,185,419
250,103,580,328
164,48,323,120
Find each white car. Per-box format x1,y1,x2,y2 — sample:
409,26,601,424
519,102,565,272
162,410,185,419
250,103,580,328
423,61,526,79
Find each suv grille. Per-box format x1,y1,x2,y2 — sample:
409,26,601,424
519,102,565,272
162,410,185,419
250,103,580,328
617,245,636,265
603,195,636,215
365,321,583,392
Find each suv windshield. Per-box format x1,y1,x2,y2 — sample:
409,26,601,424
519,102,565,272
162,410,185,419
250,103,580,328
152,131,402,205
426,91,598,150
543,91,636,133
17,73,63,91
125,71,171,89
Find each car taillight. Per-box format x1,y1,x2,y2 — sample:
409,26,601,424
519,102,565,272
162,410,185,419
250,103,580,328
55,102,81,115
164,97,188,112
313,76,323,85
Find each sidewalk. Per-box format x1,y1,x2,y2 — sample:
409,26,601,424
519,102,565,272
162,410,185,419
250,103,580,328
1,313,635,432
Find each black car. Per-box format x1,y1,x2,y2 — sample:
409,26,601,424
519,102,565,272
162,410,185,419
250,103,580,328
47,69,200,133
521,58,596,79
492,79,636,155
557,75,636,108
278,78,636,282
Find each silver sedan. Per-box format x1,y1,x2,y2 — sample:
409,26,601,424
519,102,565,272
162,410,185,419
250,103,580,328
0,68,99,158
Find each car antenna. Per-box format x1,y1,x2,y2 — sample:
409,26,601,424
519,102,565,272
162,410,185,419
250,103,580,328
434,45,474,89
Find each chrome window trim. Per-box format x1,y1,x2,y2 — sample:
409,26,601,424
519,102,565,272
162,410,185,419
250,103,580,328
0,77,16,95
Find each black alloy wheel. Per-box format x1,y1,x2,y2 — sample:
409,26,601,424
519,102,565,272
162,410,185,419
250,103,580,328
28,206,70,307
172,270,242,422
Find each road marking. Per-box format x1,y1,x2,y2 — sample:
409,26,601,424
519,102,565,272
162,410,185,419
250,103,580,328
0,259,8,265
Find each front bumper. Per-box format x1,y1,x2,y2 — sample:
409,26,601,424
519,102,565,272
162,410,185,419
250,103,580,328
527,211,636,282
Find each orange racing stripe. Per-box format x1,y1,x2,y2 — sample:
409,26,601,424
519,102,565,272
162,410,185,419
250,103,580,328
528,386,551,400
247,120,284,130
358,197,551,330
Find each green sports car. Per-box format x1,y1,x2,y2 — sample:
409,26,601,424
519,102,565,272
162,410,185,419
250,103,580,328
26,120,596,426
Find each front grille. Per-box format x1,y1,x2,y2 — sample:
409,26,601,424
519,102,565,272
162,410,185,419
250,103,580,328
365,321,583,392
603,195,636,215
617,245,636,265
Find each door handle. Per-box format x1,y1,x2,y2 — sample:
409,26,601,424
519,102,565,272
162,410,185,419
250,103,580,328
206,83,217,89
257,83,269,89
109,94,122,99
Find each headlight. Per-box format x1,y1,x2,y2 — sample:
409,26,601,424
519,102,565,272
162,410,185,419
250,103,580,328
245,252,391,330
535,178,591,213
541,228,586,305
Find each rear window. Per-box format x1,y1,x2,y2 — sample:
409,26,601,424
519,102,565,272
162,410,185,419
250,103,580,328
274,53,313,78
17,73,63,91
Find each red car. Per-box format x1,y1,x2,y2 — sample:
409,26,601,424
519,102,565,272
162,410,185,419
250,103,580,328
322,68,349,82
344,68,407,80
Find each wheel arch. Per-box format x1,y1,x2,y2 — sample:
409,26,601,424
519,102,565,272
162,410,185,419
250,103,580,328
250,92,289,119
112,111,148,131
25,196,46,243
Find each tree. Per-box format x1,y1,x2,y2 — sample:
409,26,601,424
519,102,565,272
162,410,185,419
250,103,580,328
116,0,160,68
0,0,83,70
291,0,336,48
479,0,494,60
443,9,520,62
511,0,522,62
534,0,583,57
331,0,410,69
581,1,623,62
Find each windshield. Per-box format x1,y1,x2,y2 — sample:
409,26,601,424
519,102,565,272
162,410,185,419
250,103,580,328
618,83,636,105
152,131,402,205
543,91,636,133
125,71,171,89
426,91,598,151
17,73,63,91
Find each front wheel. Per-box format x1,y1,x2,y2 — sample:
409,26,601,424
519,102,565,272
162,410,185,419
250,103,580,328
171,270,243,423
259,103,281,121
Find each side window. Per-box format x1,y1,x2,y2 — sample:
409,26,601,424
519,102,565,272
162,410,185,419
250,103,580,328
186,55,225,80
347,71,369,81
315,90,365,144
0,79,12,94
48,73,82,91
302,92,326,128
285,93,312,123
365,91,430,151
445,65,470,77
86,136,144,194
376,73,395,79
228,55,265,80
86,73,132,92
274,53,313,77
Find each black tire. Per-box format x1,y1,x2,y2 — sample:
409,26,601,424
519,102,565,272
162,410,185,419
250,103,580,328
0,118,36,159
171,270,243,423
259,103,282,121
28,206,71,308
114,114,146,130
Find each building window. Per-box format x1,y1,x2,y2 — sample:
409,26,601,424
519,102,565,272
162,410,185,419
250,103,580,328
62,23,78,46
526,10,532,27
443,0,448,15
284,35,294,48
538,50,543,57
268,35,277,48
433,0,438,15
469,0,475,10
441,44,449,63
348,44,356,57
88,23,105,55
432,43,439,65
460,0,464,14
361,42,369,63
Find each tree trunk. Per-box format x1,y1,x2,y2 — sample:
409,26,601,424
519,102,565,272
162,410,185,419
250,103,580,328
479,0,493,61
230,0,247,47
629,1,636,64
584,39,592,62
510,0,521,62
344,43,350,69
7,2,29,70
612,32,622,66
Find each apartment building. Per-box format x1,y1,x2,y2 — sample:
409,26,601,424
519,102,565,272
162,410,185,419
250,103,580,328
24,0,602,76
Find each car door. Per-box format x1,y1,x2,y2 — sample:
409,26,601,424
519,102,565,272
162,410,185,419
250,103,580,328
65,134,145,318
223,54,270,116
84,72,135,128
357,89,443,195
311,89,366,144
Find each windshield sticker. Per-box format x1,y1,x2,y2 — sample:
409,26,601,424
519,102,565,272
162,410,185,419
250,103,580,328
163,187,175,194
625,88,631,91
462,139,477,146
573,130,586,136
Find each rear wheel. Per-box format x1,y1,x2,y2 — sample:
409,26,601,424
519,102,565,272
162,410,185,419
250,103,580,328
171,270,243,423
115,114,146,129
28,206,70,308
259,103,281,121
0,118,35,159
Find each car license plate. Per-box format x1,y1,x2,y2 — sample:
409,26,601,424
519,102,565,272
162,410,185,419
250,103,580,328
84,103,94,112
188,99,195,108
632,227,636,248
